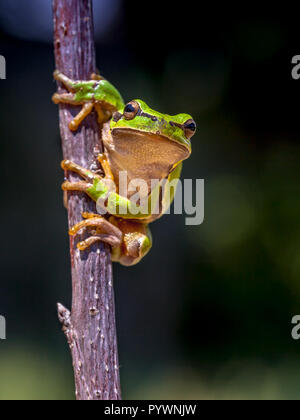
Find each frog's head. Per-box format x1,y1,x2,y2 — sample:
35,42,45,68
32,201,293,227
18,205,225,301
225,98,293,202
111,99,196,157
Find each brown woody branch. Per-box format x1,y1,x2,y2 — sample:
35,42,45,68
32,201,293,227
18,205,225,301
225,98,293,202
52,0,121,400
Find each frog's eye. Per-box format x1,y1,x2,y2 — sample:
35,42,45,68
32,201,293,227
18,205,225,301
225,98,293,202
184,119,196,139
124,101,140,120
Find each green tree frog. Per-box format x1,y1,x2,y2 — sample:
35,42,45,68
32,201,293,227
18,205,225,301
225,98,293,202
53,71,196,266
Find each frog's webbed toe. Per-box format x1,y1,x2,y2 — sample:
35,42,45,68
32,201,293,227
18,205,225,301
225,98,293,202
68,103,94,131
68,213,152,266
91,72,104,81
69,213,123,252
77,234,121,251
53,70,76,92
52,92,78,105
53,70,97,130
61,160,102,184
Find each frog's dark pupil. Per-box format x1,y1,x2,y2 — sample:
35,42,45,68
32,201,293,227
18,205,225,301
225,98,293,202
185,121,196,131
125,104,135,113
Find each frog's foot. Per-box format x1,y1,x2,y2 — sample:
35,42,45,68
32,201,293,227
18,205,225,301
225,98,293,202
53,70,96,130
53,70,110,128
53,93,95,131
52,92,79,105
62,180,92,194
53,70,76,91
69,103,94,131
61,158,114,186
54,69,104,87
69,213,122,251
94,103,110,126
91,72,104,81
68,211,152,265
61,160,102,184
53,95,106,130
61,159,113,205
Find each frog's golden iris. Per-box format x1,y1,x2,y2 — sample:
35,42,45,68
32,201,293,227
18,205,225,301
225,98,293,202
123,101,139,120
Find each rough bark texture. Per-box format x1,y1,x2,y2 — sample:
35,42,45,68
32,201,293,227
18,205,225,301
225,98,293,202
53,0,121,400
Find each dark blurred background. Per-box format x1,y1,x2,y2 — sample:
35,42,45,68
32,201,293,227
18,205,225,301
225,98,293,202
1,0,300,400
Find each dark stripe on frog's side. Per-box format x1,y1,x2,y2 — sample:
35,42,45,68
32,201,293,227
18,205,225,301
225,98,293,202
135,108,158,121
137,109,185,133
113,110,185,134
140,111,158,122
169,120,184,130
156,118,185,133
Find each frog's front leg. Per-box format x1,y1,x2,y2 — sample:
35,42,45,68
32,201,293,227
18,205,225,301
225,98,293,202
53,70,106,131
53,93,94,131
54,70,103,87
61,159,102,184
61,159,113,208
61,158,153,219
53,70,77,91
53,93,95,132
62,156,114,187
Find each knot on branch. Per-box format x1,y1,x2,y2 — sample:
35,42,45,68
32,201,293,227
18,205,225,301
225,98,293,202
57,302,71,330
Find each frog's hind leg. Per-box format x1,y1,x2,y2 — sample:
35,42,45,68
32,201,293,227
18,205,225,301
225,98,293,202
121,228,152,266
91,72,104,81
110,219,152,266
69,213,121,237
69,213,123,251
53,70,97,130
77,235,119,251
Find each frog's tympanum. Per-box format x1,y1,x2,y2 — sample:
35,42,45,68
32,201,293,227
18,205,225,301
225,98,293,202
53,71,196,266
